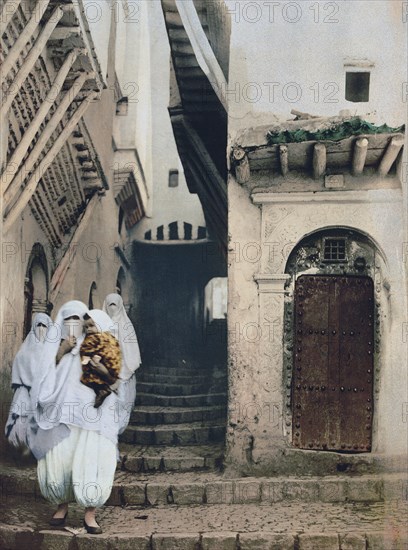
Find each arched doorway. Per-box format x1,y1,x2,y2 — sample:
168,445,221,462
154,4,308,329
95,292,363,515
284,228,387,453
24,244,50,338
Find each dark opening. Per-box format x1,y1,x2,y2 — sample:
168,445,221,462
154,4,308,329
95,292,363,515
184,222,192,240
345,72,370,102
144,230,152,240
157,225,164,240
168,169,179,188
118,207,124,234
169,221,179,240
198,226,207,240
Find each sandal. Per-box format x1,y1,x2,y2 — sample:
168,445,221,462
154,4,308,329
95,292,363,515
49,511,68,526
83,519,102,535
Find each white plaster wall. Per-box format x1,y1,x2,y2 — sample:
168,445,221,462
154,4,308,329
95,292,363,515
82,0,113,81
225,0,407,137
129,0,205,239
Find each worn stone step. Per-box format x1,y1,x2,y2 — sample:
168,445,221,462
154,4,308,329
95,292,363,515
130,405,227,425
1,494,407,550
138,372,217,384
120,443,225,473
137,382,226,396
1,462,406,508
140,366,209,376
120,421,226,446
136,392,227,407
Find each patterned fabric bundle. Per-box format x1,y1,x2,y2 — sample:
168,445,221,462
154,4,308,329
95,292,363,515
80,332,121,387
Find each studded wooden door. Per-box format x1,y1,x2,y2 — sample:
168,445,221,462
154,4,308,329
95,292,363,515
292,275,374,452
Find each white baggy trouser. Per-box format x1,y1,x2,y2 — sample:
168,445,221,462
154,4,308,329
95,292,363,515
37,425,117,508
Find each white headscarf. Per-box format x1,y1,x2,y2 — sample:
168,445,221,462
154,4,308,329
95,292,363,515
11,313,53,390
103,294,141,380
88,309,116,334
32,300,121,445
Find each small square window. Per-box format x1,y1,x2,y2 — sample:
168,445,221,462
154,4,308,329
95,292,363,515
168,169,179,188
345,72,370,103
323,238,347,262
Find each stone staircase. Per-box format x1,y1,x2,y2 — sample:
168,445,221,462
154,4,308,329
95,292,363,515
1,364,407,548
119,364,228,472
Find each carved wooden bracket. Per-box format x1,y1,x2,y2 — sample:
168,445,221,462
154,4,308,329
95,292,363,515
231,146,250,184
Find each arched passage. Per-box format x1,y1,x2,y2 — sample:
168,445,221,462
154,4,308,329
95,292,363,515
24,244,50,338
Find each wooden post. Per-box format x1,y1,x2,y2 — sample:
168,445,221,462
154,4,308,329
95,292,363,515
1,0,50,79
1,49,81,194
0,0,23,35
378,135,405,176
313,143,326,179
352,138,368,176
279,145,289,176
49,193,100,302
3,92,97,233
3,73,88,202
1,6,65,118
232,146,250,184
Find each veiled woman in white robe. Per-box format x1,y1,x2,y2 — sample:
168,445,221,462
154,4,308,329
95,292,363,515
5,313,53,452
33,301,120,531
103,293,141,433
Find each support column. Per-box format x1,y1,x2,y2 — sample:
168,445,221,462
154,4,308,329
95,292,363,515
1,49,82,193
254,273,290,441
0,0,23,35
0,6,65,118
1,0,50,79
3,73,88,203
3,92,98,233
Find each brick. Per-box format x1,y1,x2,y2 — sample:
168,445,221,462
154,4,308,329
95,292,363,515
152,533,200,550
76,534,111,550
339,533,366,550
382,479,406,501
201,532,237,550
123,457,144,473
122,484,146,505
40,530,74,550
239,533,294,550
319,480,346,502
0,524,18,549
284,480,319,501
106,485,122,506
205,481,234,504
346,479,382,502
233,480,261,504
143,457,162,471
108,534,151,549
298,533,339,550
260,481,285,503
366,531,408,550
171,482,205,505
146,483,171,505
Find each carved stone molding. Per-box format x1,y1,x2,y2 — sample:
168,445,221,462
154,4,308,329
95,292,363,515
254,274,290,294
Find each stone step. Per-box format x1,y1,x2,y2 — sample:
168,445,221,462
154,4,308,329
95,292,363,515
137,382,227,396
120,421,226,446
136,392,227,407
140,366,209,376
138,372,219,384
1,495,407,550
1,463,406,508
130,405,227,425
120,443,225,473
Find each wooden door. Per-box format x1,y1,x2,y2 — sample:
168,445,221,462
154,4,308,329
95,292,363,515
292,275,374,452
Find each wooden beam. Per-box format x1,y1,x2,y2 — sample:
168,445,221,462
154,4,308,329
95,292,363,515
1,0,50,79
1,49,81,194
50,26,81,41
49,193,100,302
352,138,369,176
0,0,22,35
378,135,405,176
313,143,326,179
232,146,250,184
1,6,65,118
3,92,98,233
279,145,289,176
3,73,88,203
